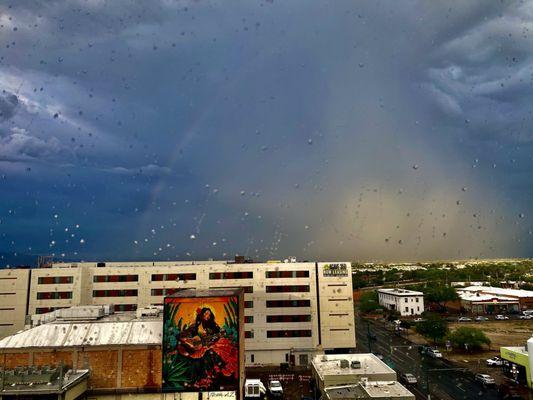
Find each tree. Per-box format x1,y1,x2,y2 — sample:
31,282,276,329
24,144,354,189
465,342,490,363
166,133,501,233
424,284,458,308
359,290,382,314
447,327,491,351
415,313,448,344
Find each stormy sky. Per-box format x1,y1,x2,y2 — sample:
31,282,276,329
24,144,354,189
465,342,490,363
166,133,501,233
1,0,533,264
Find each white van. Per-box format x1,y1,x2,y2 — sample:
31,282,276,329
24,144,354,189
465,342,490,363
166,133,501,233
244,379,266,399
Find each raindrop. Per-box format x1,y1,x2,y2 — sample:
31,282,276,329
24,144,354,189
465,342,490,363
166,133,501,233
307,138,313,145
412,164,419,170
189,234,196,240
79,239,85,244
462,187,467,192
519,213,525,219
240,191,245,196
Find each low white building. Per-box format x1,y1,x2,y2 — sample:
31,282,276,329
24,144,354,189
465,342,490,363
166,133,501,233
377,288,424,316
311,354,414,400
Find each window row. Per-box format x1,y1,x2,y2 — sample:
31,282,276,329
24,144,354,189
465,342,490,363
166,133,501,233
151,273,196,281
265,270,310,278
38,276,73,284
266,285,310,293
37,292,72,300
35,307,67,314
93,275,138,283
266,300,311,308
266,314,311,323
266,330,312,338
151,288,182,296
92,289,138,297
115,304,137,312
209,272,253,280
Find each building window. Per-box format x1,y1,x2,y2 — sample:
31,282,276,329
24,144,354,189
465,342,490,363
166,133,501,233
267,330,312,338
245,315,254,324
265,270,310,278
285,353,289,362
36,307,67,314
266,315,311,323
244,301,253,308
416,298,419,303
251,354,255,363
114,304,137,312
266,285,310,293
209,272,253,280
151,273,196,281
245,331,254,339
266,300,311,308
405,307,408,312
38,276,73,284
93,275,138,283
36,292,72,300
92,289,138,297
151,288,183,296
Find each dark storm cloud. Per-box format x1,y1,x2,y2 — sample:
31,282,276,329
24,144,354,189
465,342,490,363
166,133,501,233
0,0,532,264
0,92,19,122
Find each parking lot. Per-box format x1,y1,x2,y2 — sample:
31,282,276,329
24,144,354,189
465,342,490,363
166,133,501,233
245,367,314,400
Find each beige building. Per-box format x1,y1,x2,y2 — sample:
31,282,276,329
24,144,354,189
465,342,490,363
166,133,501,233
311,354,415,399
2,260,356,366
0,268,31,338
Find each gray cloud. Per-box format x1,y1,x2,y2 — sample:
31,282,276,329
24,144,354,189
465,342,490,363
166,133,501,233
0,92,19,122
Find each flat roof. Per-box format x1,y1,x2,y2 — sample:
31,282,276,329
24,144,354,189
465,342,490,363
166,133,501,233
0,319,162,349
377,288,423,296
459,292,519,303
0,369,89,395
312,354,395,381
460,286,533,298
325,382,414,399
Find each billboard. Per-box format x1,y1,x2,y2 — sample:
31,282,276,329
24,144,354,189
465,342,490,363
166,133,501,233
163,289,243,395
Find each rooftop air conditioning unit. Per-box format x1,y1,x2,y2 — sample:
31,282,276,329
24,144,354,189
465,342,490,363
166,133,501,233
340,359,349,369
350,360,361,369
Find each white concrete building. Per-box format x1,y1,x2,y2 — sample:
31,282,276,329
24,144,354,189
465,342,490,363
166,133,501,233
377,288,424,316
311,354,414,400
0,260,356,366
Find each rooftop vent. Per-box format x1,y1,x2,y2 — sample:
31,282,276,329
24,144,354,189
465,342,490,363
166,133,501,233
350,360,361,369
340,359,349,369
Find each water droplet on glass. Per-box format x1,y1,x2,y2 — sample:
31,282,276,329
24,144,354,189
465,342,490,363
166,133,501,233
189,234,196,240
412,164,419,170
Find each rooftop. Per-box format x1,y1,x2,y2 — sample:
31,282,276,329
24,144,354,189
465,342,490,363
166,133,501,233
0,368,89,395
377,288,423,296
0,316,162,349
325,382,414,400
458,292,519,303
311,354,395,381
460,286,533,298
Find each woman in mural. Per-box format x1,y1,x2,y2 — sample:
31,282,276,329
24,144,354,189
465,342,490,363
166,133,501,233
177,306,238,389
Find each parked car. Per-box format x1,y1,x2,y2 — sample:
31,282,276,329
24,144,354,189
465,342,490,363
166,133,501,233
475,316,489,321
400,373,418,385
458,316,472,322
427,348,443,359
495,315,509,320
418,345,431,354
475,373,496,386
486,356,503,367
413,317,425,323
519,314,532,320
268,380,283,397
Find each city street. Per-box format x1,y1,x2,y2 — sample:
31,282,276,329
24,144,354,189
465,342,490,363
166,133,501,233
355,317,501,400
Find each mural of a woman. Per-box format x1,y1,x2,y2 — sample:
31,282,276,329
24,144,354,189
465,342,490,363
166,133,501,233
176,306,238,389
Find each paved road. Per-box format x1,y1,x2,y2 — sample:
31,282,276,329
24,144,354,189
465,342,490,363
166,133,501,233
355,317,501,400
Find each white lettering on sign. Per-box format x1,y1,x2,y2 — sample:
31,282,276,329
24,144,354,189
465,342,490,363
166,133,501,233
323,263,348,277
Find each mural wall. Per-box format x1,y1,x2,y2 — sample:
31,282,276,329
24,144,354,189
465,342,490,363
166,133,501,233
163,293,241,394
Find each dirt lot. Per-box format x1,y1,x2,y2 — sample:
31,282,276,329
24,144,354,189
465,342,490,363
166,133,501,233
448,320,533,349
403,319,533,386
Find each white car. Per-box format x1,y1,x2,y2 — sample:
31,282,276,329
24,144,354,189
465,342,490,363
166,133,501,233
268,380,283,397
413,317,425,323
458,316,472,322
519,314,533,320
495,315,509,320
475,316,488,321
475,373,495,386
400,373,418,385
486,356,503,367
427,348,443,358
